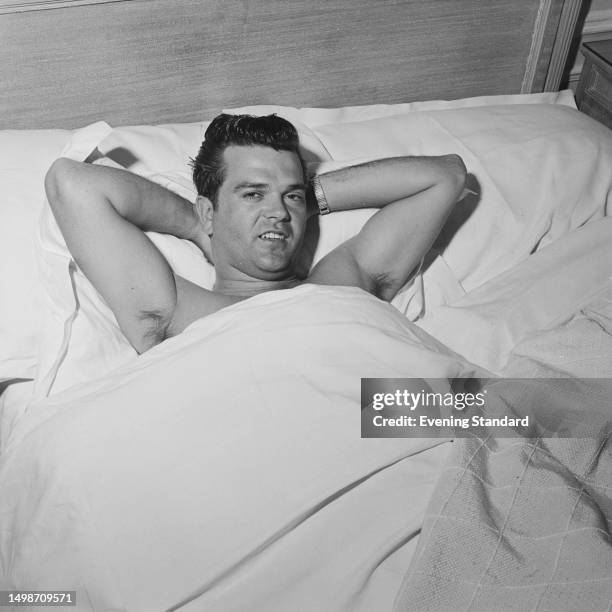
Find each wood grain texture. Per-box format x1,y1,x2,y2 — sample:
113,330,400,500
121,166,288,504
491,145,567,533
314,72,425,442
520,0,583,92
576,40,612,128
545,0,584,90
0,0,584,129
0,0,120,15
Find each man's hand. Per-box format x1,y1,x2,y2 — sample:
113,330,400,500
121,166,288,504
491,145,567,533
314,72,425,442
187,196,213,263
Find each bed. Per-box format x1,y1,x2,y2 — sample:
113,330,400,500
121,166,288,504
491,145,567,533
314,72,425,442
1,0,611,610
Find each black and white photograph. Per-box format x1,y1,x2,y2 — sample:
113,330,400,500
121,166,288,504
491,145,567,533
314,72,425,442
1,0,611,610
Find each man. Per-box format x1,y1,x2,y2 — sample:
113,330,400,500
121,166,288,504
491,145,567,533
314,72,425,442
45,113,466,354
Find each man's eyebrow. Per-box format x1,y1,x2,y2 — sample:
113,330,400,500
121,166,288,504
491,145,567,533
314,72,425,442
233,182,307,192
233,182,270,192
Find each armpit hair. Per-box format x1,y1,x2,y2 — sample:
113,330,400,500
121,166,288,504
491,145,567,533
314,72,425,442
370,271,399,302
138,308,170,345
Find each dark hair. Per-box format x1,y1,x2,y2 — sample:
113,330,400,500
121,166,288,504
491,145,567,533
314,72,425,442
190,113,304,207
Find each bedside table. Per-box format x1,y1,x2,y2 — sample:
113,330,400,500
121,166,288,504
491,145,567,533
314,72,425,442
576,40,612,129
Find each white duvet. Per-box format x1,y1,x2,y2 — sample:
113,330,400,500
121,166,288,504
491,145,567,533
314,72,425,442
0,285,475,611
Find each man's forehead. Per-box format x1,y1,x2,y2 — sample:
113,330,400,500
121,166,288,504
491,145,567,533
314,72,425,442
222,145,304,183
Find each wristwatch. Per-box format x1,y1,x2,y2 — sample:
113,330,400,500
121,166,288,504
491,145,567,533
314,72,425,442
311,175,331,215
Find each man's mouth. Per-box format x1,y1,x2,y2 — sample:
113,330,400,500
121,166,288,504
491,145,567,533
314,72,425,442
259,231,288,241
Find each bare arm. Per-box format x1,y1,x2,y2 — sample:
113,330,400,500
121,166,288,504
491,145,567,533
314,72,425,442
308,155,467,300
44,158,229,353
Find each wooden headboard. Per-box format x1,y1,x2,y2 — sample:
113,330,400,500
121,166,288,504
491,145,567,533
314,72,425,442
0,0,585,129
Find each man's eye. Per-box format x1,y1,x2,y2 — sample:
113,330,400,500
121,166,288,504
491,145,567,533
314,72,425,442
286,193,305,204
244,192,263,201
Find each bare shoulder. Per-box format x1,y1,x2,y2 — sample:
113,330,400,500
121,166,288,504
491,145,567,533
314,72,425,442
305,240,375,295
165,275,246,338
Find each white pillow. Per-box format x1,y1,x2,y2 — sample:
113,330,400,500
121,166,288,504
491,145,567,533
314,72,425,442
34,96,610,396
311,104,612,294
35,123,217,398
224,90,577,127
0,128,72,382
34,122,118,398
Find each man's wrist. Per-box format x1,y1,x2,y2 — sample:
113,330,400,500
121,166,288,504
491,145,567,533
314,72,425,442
310,175,331,216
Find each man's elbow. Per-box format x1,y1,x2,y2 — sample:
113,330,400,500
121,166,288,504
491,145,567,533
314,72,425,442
44,157,84,211
442,153,467,204
443,154,467,189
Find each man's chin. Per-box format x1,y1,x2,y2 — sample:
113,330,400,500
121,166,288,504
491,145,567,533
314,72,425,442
252,254,298,277
253,268,295,281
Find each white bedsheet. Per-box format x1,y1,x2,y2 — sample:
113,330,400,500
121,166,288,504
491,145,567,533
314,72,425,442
0,285,476,611
417,217,612,374
0,380,33,454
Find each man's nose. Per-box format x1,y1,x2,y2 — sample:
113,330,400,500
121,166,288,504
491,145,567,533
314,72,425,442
264,195,290,220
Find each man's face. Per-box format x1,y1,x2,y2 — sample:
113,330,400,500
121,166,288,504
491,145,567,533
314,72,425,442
208,145,308,281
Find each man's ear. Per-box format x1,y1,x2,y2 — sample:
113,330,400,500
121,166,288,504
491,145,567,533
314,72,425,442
195,195,214,235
